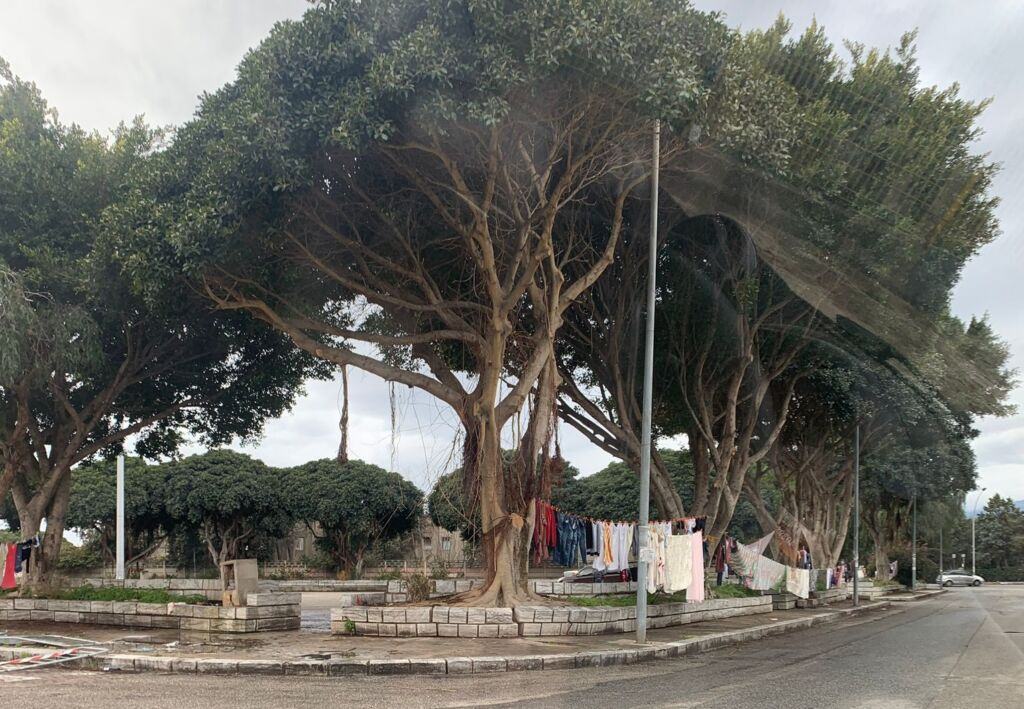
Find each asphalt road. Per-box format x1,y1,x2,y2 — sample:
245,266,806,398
3,586,1022,708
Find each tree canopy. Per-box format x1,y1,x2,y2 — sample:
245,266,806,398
286,458,422,576
163,450,293,587
0,60,324,584
66,457,172,567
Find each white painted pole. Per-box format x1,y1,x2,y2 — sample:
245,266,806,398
116,455,125,580
635,119,660,645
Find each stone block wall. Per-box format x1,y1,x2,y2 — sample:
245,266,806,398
331,605,518,638
514,596,771,636
331,596,771,638
0,592,300,633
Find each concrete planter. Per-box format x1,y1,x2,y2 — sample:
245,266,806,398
330,595,771,638
0,593,301,633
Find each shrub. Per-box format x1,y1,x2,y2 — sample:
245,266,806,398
405,573,431,602
428,557,448,580
56,544,102,572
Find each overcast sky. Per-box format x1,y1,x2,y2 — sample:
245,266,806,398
1,1,1020,507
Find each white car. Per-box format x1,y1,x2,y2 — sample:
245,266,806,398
936,570,984,587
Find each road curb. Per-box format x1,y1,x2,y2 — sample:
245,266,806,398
0,601,894,677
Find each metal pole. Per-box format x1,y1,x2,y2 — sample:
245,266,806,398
939,526,943,575
115,455,125,581
911,494,917,591
971,488,985,576
852,425,860,607
971,514,976,577
635,119,660,644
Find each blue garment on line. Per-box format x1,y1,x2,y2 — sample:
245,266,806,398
553,513,587,567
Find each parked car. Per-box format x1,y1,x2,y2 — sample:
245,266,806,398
936,569,984,587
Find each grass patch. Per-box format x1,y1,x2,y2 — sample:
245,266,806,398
570,591,689,607
21,585,207,604
709,583,760,599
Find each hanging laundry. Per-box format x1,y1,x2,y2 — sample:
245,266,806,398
592,520,607,572
734,538,786,591
1,543,17,590
687,531,706,602
786,565,810,599
665,535,692,592
602,521,615,569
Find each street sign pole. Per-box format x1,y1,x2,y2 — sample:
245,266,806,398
115,455,125,580
635,119,660,644
852,425,860,607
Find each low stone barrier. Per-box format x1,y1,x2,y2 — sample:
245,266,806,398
331,595,771,638
531,580,636,596
78,577,223,601
0,592,301,633
797,587,851,608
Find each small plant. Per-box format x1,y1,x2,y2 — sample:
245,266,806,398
428,557,448,580
344,619,357,634
375,570,402,581
405,573,431,602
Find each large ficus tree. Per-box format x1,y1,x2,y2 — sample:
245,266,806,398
163,451,294,589
287,459,422,578
116,0,786,605
0,62,321,585
66,457,173,568
558,20,1009,542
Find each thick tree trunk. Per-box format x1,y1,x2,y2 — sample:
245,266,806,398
23,473,72,589
872,532,890,582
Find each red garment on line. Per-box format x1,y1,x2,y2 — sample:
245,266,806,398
1,543,17,590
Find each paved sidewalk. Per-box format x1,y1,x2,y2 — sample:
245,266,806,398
0,598,897,676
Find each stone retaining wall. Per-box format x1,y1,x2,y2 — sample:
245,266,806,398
331,596,771,638
797,587,851,608
0,593,300,633
79,578,223,601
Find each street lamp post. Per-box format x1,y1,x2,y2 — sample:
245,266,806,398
635,119,660,644
970,488,987,577
911,493,917,591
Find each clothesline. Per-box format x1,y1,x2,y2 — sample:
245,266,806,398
537,500,707,528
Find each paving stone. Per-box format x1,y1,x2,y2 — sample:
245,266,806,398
498,623,519,638
466,608,487,624
382,608,407,623
472,656,508,673
457,624,478,638
477,624,499,638
446,657,473,674
369,659,411,675
485,608,514,624
542,654,576,670
284,660,327,675
409,659,447,675
191,605,220,619
416,623,437,637
432,606,449,623
405,607,431,623
506,655,545,671
378,623,397,637
169,657,196,674
133,656,175,672
248,592,301,606
437,623,459,637
327,660,369,676
448,607,468,623
196,659,236,675
519,623,541,636
234,659,284,675
396,624,417,638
